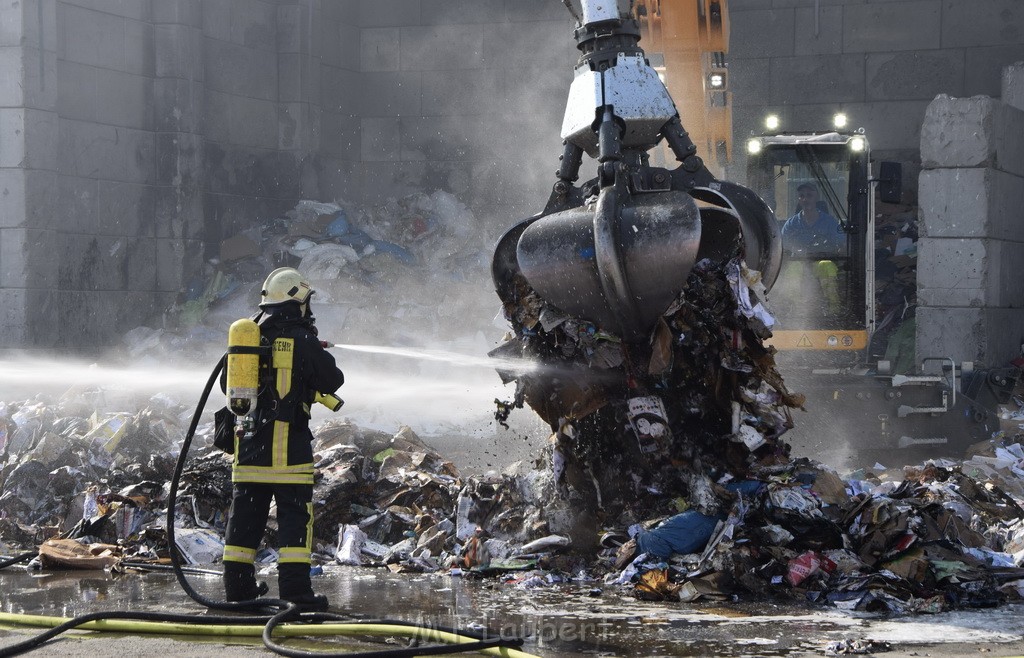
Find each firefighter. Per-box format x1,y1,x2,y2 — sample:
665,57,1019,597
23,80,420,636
222,267,344,611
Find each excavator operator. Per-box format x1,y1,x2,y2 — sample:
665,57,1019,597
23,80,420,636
221,267,345,611
780,182,845,316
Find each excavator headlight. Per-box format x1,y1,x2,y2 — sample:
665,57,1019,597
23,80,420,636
833,112,848,129
850,136,866,152
746,138,762,155
765,114,780,131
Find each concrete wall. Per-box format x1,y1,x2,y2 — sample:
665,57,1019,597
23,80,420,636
917,66,1024,366
0,0,577,351
727,0,1024,200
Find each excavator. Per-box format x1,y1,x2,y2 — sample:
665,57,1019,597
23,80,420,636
491,0,1017,468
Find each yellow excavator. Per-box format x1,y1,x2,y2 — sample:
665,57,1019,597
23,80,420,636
634,0,1018,464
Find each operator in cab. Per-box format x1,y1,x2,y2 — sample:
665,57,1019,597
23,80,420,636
779,182,845,317
780,182,844,256
221,267,344,611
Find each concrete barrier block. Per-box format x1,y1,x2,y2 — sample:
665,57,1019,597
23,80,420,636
770,54,866,105
359,0,421,27
0,170,26,228
400,24,483,71
357,71,421,116
843,1,940,53
730,9,794,59
360,27,400,72
61,4,124,69
920,168,1024,241
921,95,1024,176
917,237,986,308
360,116,400,162
915,306,985,365
866,50,965,102
1002,61,1024,112
917,306,1024,367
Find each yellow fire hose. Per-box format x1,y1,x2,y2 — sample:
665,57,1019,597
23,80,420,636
0,612,541,658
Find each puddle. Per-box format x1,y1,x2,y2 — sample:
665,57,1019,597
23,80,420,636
3,566,1024,656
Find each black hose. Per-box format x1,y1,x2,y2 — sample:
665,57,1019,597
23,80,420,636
0,553,35,569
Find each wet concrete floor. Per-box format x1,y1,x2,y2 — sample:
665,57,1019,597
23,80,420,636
4,566,1024,657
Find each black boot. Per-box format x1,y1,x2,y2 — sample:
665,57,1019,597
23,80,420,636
223,562,269,602
278,563,329,611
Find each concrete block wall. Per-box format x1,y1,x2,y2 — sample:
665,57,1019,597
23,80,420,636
917,66,1024,366
727,0,1024,199
0,0,579,350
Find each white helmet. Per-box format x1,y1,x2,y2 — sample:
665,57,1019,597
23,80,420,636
260,267,313,307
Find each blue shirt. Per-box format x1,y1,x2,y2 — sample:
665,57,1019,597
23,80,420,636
781,211,844,256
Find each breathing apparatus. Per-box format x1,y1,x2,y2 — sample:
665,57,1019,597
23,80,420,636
225,268,343,440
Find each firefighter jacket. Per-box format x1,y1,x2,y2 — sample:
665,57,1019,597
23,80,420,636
231,306,344,485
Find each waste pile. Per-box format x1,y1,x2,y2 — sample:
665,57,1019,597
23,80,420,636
490,255,805,541
8,381,1024,616
872,200,918,373
154,191,497,355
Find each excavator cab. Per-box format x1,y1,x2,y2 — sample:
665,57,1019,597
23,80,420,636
745,132,872,359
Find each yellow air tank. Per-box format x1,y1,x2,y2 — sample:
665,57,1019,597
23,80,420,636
226,318,261,417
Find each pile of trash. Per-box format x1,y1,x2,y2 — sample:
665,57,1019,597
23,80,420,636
489,256,805,537
153,191,497,355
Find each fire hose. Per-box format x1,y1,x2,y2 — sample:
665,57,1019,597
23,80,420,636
0,356,535,658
